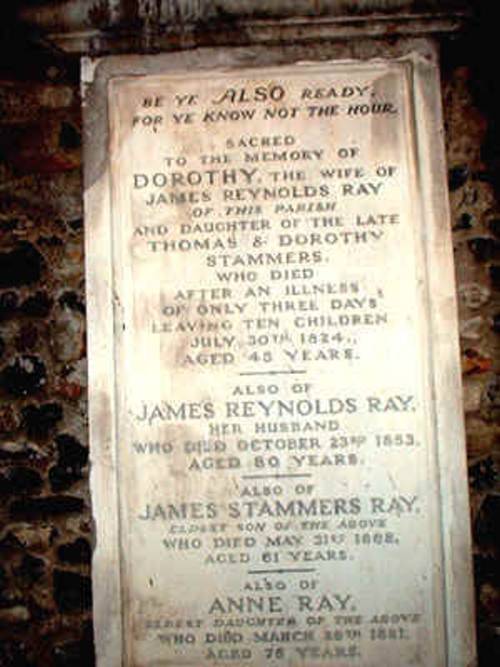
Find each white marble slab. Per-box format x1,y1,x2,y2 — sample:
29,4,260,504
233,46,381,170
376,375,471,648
83,43,476,666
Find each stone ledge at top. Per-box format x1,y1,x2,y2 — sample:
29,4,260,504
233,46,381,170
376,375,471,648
17,0,474,55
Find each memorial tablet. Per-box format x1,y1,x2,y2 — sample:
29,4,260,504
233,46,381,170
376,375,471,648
83,47,476,666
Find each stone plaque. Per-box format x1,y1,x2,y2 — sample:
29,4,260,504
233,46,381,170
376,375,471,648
83,45,475,666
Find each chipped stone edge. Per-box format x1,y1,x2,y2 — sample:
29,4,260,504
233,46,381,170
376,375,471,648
409,47,477,667
82,55,124,667
82,41,477,666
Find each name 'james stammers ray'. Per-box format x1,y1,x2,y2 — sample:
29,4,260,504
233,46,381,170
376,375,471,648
137,495,420,521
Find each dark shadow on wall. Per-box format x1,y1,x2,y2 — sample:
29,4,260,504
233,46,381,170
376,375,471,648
441,4,500,666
